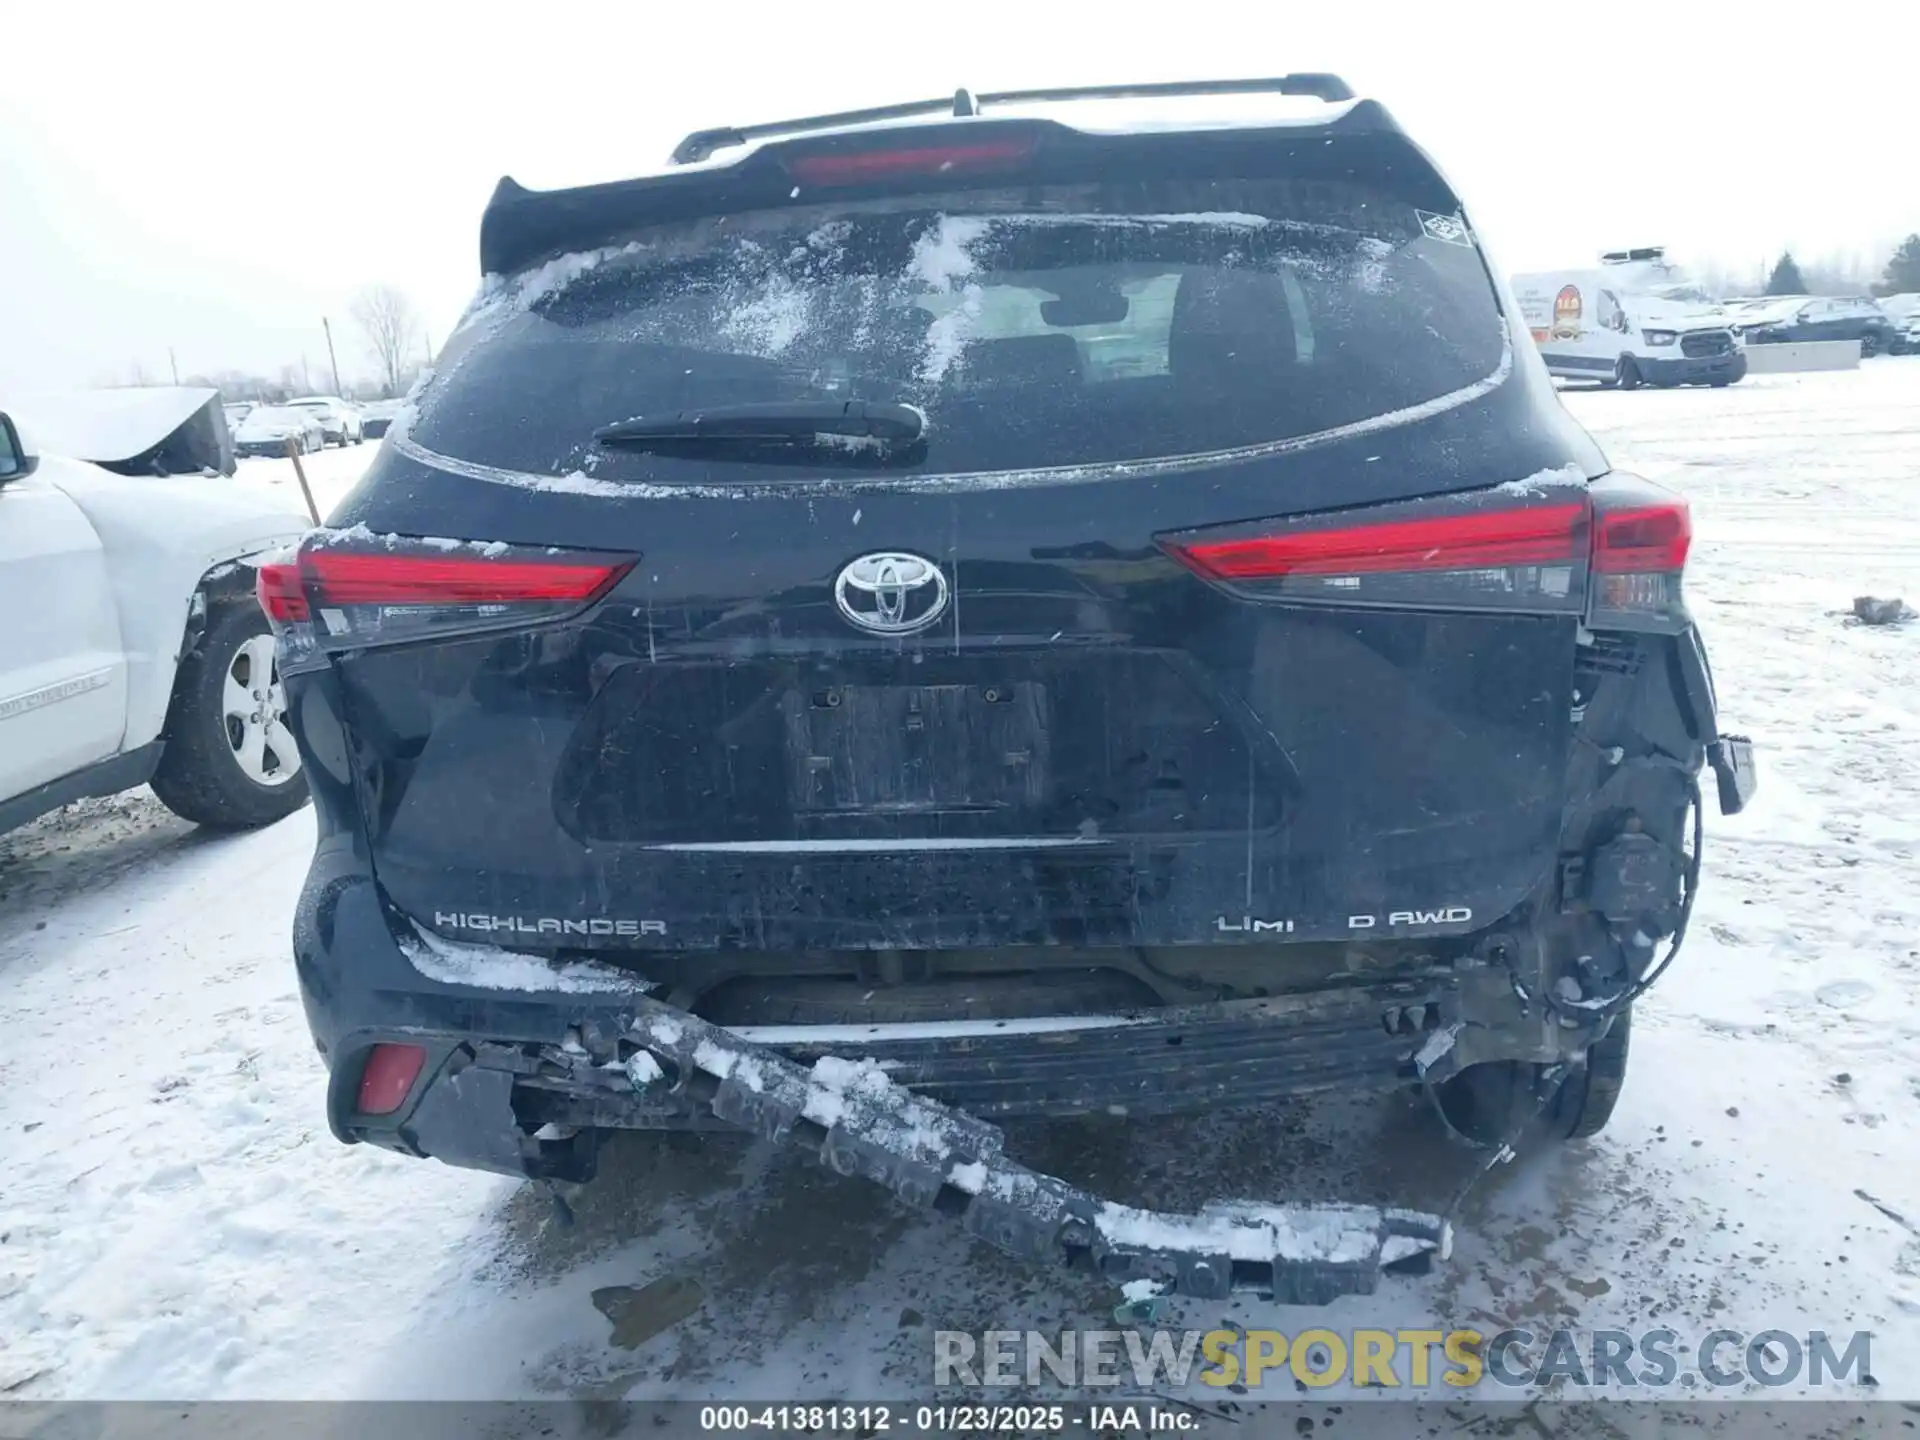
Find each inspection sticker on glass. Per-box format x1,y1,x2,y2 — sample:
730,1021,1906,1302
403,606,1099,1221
1418,210,1472,246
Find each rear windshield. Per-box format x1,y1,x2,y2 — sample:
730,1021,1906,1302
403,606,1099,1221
414,177,1507,482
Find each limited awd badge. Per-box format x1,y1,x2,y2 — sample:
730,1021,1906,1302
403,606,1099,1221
834,551,949,636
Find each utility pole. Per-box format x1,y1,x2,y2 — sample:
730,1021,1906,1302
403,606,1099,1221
322,317,342,395
168,347,180,385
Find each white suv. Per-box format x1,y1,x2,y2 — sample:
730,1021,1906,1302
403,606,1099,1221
285,396,364,447
0,409,312,835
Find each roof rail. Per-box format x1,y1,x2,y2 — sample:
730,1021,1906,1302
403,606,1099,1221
668,74,1356,165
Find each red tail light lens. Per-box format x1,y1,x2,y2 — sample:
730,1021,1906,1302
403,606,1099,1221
356,1043,427,1116
1162,476,1692,624
1592,502,1691,573
256,558,309,623
786,137,1036,187
302,551,628,606
1162,496,1589,614
1588,480,1691,626
256,533,635,668
1173,503,1586,581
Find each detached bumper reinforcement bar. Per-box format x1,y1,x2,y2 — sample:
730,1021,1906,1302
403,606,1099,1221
618,998,1449,1305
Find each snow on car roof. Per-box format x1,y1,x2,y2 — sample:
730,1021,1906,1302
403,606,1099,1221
1737,297,1810,320
235,405,315,432
13,385,220,464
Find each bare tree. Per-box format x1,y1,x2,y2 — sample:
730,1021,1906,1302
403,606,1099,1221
351,283,423,397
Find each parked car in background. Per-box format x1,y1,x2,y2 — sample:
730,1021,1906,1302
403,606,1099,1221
285,396,364,446
233,404,326,457
1721,296,1795,324
1878,293,1920,354
358,399,405,439
1733,296,1899,356
223,401,254,432
0,407,310,837
1724,297,1802,331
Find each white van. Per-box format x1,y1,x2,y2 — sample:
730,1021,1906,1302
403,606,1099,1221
1512,249,1746,389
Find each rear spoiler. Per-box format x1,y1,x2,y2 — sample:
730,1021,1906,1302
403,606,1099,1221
478,90,1421,279
669,74,1358,165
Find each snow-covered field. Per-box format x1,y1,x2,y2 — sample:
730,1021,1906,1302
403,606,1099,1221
3,367,1918,1417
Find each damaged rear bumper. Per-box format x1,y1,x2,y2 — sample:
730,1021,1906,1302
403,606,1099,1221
299,874,1558,1303
529,978,1478,1125
325,975,1502,1166
324,955,1537,1175
340,994,1453,1305
619,996,1451,1305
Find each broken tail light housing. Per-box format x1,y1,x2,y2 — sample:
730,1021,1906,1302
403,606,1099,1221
256,534,635,669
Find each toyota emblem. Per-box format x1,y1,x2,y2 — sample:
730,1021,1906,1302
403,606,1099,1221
834,552,949,636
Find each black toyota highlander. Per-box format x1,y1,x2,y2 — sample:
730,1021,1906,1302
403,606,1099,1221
263,75,1754,1302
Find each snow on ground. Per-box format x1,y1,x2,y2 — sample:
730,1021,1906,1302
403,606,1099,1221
230,441,372,523
3,367,1919,1419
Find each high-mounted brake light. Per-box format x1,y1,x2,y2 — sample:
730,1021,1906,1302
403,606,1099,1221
255,534,635,668
786,137,1036,187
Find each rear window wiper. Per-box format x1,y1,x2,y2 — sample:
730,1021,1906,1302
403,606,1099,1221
594,400,925,457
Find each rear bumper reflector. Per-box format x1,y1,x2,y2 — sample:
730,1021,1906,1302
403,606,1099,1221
356,1043,427,1116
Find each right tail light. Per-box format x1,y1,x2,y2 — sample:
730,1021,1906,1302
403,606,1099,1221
1159,470,1691,628
1588,474,1692,629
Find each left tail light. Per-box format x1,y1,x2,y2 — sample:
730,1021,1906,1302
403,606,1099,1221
256,534,636,667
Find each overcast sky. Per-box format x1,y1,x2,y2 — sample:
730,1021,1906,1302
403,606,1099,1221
3,0,1913,394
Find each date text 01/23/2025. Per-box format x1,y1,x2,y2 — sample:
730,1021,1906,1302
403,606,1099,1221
697,1403,1199,1432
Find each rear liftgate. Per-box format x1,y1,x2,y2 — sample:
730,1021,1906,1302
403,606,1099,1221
597,997,1449,1306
